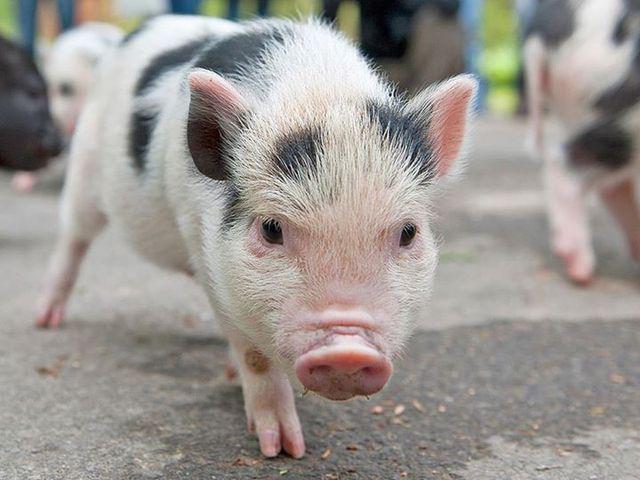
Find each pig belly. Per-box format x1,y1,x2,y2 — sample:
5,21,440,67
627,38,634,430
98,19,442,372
112,197,191,274
99,147,191,274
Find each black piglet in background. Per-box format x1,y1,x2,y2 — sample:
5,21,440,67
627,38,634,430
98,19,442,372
0,35,62,172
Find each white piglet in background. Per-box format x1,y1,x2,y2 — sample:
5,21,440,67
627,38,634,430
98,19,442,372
38,16,477,458
46,22,124,136
12,22,123,192
525,0,640,283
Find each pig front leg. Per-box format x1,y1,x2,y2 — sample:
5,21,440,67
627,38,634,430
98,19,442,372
37,105,106,327
600,178,640,261
544,152,595,284
37,235,93,327
226,329,305,458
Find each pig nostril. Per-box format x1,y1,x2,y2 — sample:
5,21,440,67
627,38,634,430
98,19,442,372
295,343,393,400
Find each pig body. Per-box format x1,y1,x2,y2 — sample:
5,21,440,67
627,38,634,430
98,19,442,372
12,22,123,192
38,15,476,457
524,0,640,283
0,35,62,171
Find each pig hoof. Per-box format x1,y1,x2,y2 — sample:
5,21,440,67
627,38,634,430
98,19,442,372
245,390,305,458
552,239,594,285
567,270,593,286
35,304,65,329
557,251,594,286
246,409,305,459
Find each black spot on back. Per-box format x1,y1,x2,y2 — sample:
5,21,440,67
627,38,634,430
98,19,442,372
596,8,640,115
615,0,640,43
567,119,633,170
121,18,152,45
130,38,207,171
135,38,206,96
194,27,287,79
272,127,322,179
593,55,640,115
525,0,575,47
367,101,435,181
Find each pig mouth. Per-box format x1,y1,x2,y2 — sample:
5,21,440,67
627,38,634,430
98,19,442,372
294,331,393,401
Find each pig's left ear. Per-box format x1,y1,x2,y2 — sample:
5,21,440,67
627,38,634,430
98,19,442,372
187,69,249,181
404,74,478,177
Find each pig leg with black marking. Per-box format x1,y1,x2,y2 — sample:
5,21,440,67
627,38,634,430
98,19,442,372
226,328,305,459
600,178,640,261
544,150,595,284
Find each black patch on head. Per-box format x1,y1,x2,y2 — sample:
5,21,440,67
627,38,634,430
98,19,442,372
194,27,287,79
366,101,435,181
272,127,322,179
129,38,207,171
525,0,575,47
567,119,633,170
221,182,243,231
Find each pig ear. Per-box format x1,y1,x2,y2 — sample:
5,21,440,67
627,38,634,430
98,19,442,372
404,75,477,177
187,69,248,180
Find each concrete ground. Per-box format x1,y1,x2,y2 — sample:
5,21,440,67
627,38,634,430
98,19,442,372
1,117,639,480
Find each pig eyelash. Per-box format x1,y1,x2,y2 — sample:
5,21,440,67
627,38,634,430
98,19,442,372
261,218,284,245
399,222,418,248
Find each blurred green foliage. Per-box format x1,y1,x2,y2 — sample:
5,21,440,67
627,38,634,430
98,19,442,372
0,0,15,37
481,0,520,114
482,0,518,50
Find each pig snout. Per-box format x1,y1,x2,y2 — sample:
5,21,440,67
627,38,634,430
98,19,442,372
38,124,64,159
293,313,393,400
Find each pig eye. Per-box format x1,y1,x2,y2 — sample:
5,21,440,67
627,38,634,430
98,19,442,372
261,218,283,245
399,223,417,247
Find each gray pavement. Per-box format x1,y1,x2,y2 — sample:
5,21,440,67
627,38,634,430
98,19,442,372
1,117,639,479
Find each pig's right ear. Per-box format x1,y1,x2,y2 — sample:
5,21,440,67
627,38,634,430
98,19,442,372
187,69,248,181
404,74,478,177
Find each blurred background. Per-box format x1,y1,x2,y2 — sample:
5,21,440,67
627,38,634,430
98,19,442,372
0,0,527,115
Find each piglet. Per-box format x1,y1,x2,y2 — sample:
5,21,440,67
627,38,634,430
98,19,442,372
12,22,123,192
38,16,476,458
524,0,640,283
0,35,62,171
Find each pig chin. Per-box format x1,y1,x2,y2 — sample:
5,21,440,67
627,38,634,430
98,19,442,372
279,314,394,401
